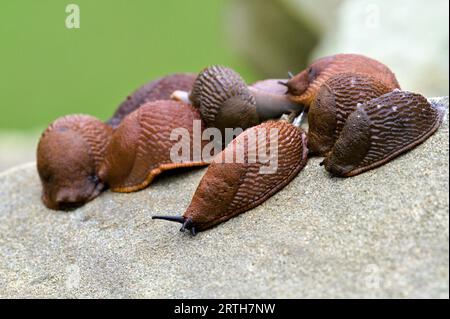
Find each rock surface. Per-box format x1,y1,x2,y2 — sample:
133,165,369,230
0,131,40,173
0,98,448,298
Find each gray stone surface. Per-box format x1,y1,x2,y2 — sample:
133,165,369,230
0,98,448,298
0,131,40,173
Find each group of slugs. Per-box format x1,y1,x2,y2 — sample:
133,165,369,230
37,53,445,235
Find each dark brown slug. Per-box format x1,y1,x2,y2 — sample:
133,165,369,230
189,65,259,134
286,54,401,107
172,65,303,135
308,72,393,156
37,115,113,210
322,90,444,177
108,73,196,128
99,100,209,193
152,120,308,235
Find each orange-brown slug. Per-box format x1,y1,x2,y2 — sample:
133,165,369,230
37,115,113,210
153,120,308,235
108,73,196,128
308,72,393,156
322,90,445,177
172,65,303,136
99,100,209,193
286,54,401,108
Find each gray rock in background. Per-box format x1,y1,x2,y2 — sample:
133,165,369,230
0,99,448,298
225,0,449,97
312,0,449,97
286,0,343,32
224,0,321,78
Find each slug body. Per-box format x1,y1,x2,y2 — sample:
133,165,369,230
37,115,113,210
322,90,444,177
308,72,393,156
108,73,196,128
286,54,401,107
249,79,304,120
176,66,303,136
153,120,308,234
99,100,209,192
189,65,260,134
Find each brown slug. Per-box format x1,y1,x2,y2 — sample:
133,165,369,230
152,120,308,235
108,73,196,128
322,90,444,177
308,72,393,156
172,65,303,135
37,115,113,210
285,54,401,107
99,100,209,193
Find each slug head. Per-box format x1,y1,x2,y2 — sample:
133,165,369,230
37,116,110,210
98,111,140,191
322,90,443,177
307,83,337,156
286,54,400,107
212,95,260,136
153,121,309,234
151,216,198,236
189,65,259,134
286,55,336,106
321,107,371,176
308,72,393,156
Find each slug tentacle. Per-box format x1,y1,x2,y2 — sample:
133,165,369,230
286,54,400,108
323,90,444,177
153,120,308,234
151,216,197,235
151,216,186,224
99,100,209,193
108,73,196,128
37,114,113,210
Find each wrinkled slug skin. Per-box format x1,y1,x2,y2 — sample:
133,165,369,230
99,100,209,192
323,91,444,177
37,115,113,210
189,65,259,134
286,54,400,107
308,73,393,156
183,121,308,231
107,73,196,128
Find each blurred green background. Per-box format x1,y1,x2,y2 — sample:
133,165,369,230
0,0,448,172
0,0,256,130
